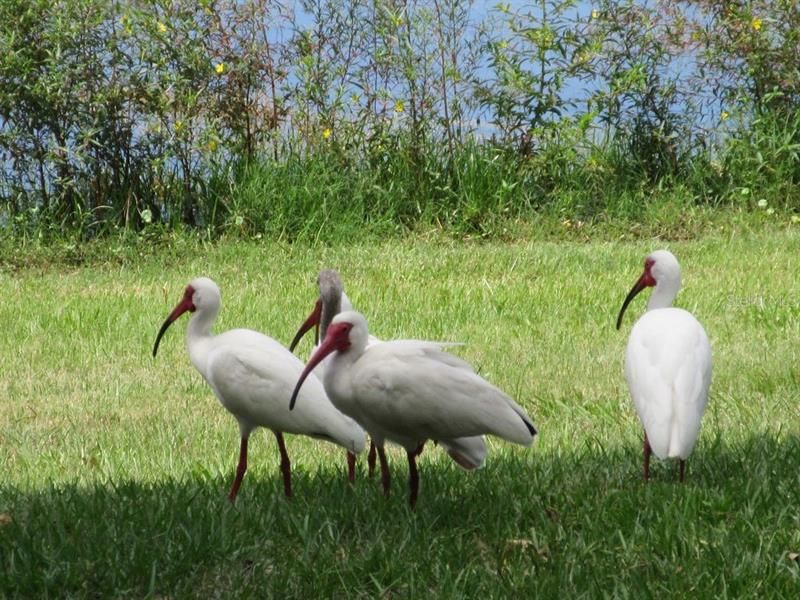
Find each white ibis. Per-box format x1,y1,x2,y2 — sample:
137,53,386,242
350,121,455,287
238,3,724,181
289,310,536,508
152,277,366,502
616,250,712,482
289,270,488,476
288,269,365,380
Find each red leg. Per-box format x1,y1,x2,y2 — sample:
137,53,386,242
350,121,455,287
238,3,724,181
347,451,356,484
274,431,292,498
228,437,248,503
679,459,686,483
407,449,420,510
643,431,652,482
367,441,377,477
377,445,390,496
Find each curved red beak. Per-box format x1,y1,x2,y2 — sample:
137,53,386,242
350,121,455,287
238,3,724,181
289,299,322,352
153,289,195,357
289,321,351,410
616,270,655,330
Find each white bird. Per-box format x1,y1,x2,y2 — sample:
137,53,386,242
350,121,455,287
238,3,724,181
152,277,366,502
616,250,712,482
289,270,488,476
288,270,370,381
289,310,537,508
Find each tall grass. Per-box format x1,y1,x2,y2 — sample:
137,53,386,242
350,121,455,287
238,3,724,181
1,0,799,242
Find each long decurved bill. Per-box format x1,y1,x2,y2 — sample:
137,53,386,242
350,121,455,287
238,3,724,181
615,274,650,330
289,326,342,410
152,296,194,357
288,299,322,352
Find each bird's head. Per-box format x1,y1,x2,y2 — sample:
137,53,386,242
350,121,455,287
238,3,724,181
289,311,368,410
288,269,346,352
152,277,220,357
317,269,344,306
616,250,681,330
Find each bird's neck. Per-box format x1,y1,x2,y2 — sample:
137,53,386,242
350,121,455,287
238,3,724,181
324,349,359,404
647,282,678,311
186,309,216,375
320,296,342,340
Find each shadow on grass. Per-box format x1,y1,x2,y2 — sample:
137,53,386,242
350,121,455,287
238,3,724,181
1,433,798,597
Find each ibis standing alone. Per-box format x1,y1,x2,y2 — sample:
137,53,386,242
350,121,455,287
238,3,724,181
289,310,537,508
616,250,712,482
289,270,488,476
152,277,366,502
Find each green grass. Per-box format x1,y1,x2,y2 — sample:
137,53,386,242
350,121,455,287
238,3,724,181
1,229,799,597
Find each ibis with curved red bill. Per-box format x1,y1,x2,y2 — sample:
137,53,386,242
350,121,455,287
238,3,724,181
289,310,536,508
153,277,366,502
616,250,712,482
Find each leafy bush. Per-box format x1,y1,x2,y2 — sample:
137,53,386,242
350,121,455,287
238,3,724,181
0,0,798,241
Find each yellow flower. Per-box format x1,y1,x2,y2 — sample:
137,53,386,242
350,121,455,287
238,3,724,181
751,17,762,31
322,127,332,139
174,119,184,133
215,62,225,75
119,15,133,35
394,100,405,113
157,21,167,33
720,111,730,121
207,139,217,152
591,9,600,19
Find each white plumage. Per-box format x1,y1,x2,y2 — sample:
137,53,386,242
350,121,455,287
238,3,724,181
289,270,488,473
289,270,376,382
616,250,712,481
290,310,536,507
153,277,366,502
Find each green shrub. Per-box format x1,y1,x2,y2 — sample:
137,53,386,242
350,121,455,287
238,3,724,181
0,0,798,241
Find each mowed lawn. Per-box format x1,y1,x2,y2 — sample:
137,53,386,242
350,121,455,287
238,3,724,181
1,229,799,597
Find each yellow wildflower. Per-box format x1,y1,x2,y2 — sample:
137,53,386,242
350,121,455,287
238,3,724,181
215,62,225,75
751,17,762,31
720,111,730,121
322,127,332,139
207,139,218,152
394,100,405,113
157,21,167,33
174,119,184,133
591,9,599,19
